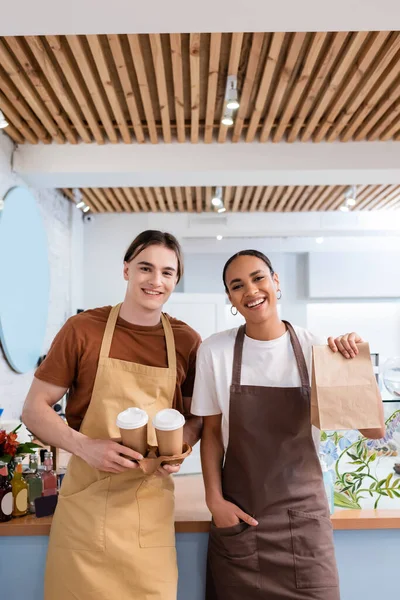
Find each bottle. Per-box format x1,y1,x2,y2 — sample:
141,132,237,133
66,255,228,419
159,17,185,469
0,460,13,522
25,453,43,513
41,451,57,497
12,456,28,517
320,454,334,514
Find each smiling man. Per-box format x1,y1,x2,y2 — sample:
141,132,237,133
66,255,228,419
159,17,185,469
22,230,202,600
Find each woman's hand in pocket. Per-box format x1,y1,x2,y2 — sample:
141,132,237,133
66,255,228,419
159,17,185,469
209,498,258,528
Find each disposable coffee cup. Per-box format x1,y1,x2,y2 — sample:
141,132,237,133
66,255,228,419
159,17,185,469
116,408,148,457
153,409,185,456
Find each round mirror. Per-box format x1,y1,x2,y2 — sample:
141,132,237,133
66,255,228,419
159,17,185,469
0,187,50,373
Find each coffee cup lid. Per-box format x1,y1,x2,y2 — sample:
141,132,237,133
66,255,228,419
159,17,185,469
152,408,185,431
116,407,148,430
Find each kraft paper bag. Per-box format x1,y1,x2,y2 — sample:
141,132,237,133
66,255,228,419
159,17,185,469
311,342,382,431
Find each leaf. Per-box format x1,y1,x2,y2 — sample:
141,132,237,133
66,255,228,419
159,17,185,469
334,491,361,509
392,491,400,498
11,424,22,434
321,432,328,442
348,453,359,461
368,453,377,463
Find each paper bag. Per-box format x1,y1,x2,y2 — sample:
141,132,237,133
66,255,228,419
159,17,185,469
311,342,382,430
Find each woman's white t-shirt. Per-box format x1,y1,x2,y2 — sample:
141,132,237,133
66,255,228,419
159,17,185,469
191,325,325,452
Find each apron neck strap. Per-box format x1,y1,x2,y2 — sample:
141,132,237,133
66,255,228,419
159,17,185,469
100,304,121,358
232,321,310,388
100,307,176,376
282,320,310,388
160,313,177,373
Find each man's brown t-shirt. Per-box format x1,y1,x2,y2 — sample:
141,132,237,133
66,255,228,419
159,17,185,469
35,306,201,431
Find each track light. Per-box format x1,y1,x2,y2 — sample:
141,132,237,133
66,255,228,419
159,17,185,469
217,207,226,213
76,201,85,209
344,185,357,207
83,206,90,213
221,109,234,127
0,110,9,129
226,75,240,110
340,205,350,212
211,186,223,207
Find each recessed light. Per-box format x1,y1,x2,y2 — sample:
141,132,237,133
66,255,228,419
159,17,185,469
316,237,324,244
216,235,223,241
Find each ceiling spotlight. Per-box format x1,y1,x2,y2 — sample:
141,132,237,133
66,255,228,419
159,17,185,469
83,206,90,213
216,235,223,241
222,108,234,127
212,186,223,208
316,237,324,244
226,75,240,110
212,196,223,207
0,110,9,129
340,205,350,212
345,185,357,207
217,206,226,214
76,201,85,209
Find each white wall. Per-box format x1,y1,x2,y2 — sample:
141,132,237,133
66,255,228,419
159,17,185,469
0,133,84,421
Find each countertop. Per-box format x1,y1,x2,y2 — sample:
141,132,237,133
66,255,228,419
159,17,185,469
2,474,400,536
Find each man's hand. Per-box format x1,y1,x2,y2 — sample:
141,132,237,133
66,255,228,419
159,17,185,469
77,438,143,473
208,497,258,528
327,332,364,359
155,463,181,478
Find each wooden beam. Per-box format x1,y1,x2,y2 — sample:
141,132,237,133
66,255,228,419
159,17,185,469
274,186,295,212
318,32,390,142
249,186,263,212
231,186,243,212
273,32,326,143
107,34,145,144
218,33,243,143
164,187,176,212
2,121,24,143
302,32,369,142
283,186,306,212
288,32,348,143
232,33,264,143
127,34,158,144
205,186,212,212
261,33,307,143
83,188,108,212
240,187,254,212
149,34,171,143
204,33,222,143
258,187,274,211
189,33,201,144
328,33,400,141
0,91,37,143
195,186,203,213
246,33,284,143
185,187,194,212
170,34,186,143
111,188,134,212
143,188,158,212
66,35,118,143
266,186,285,211
46,35,104,144
309,186,335,211
86,35,131,143
0,37,65,143
223,186,233,211
93,188,121,212
175,187,185,212
130,188,148,212
360,185,399,210
296,185,324,211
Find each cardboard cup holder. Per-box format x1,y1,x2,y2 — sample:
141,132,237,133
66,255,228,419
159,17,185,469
138,442,192,475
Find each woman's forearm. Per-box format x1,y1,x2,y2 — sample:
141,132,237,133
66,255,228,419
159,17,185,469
200,417,225,507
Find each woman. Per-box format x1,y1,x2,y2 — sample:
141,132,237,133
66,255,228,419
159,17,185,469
191,249,385,600
22,230,202,600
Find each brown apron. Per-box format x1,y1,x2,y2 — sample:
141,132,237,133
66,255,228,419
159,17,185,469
207,322,340,600
45,304,178,600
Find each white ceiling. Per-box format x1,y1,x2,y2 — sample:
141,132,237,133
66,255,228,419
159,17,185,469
2,0,400,35
13,141,400,188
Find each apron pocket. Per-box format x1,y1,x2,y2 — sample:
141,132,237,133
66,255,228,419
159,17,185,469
209,522,260,588
52,477,110,552
289,509,339,589
137,476,175,548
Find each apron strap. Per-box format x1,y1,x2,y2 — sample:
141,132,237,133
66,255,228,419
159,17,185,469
232,322,310,388
283,320,310,388
161,313,177,374
99,304,121,358
231,325,246,386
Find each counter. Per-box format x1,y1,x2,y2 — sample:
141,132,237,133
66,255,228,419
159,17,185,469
1,474,400,536
1,475,400,600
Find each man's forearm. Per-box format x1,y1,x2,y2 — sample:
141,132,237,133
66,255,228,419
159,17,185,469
183,415,203,447
22,391,87,457
201,425,225,507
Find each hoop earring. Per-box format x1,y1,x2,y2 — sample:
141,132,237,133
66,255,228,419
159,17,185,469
230,306,238,316
277,290,282,300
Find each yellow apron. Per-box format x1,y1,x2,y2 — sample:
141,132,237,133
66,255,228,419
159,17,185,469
45,304,178,600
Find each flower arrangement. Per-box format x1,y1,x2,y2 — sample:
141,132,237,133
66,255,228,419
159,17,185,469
320,410,400,509
0,424,40,479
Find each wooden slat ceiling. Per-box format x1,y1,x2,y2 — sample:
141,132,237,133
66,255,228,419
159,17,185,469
61,185,400,213
1,31,400,144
